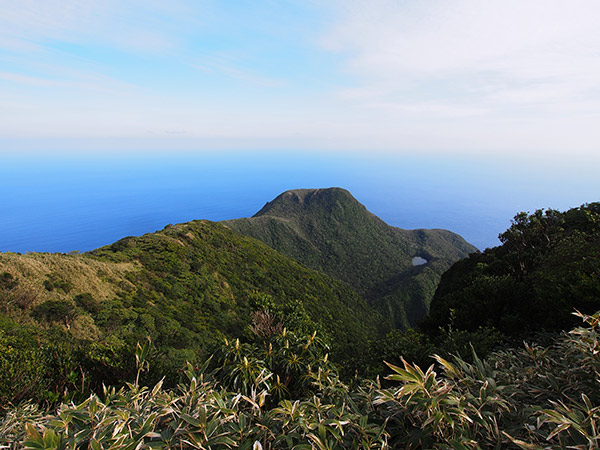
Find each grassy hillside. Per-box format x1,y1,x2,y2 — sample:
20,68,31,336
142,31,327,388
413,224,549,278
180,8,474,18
0,253,136,341
224,188,476,329
1,220,380,355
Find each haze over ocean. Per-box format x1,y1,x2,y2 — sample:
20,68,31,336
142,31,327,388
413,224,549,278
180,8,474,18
1,150,596,254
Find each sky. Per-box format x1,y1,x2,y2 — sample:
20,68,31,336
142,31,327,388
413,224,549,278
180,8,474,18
1,0,600,158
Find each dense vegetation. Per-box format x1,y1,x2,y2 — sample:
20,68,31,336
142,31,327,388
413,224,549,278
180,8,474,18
2,310,599,449
423,203,600,337
225,188,476,329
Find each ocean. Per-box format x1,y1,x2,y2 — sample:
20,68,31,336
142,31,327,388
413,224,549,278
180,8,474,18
1,150,597,253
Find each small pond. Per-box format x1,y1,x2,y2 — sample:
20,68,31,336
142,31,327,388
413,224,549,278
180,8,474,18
412,256,428,266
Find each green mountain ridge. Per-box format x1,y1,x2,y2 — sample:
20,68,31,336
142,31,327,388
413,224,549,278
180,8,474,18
223,187,477,329
0,219,380,377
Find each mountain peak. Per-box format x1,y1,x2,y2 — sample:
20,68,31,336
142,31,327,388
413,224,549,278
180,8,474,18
253,187,364,218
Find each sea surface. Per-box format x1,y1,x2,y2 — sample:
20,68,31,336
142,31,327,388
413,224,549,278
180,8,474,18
1,150,597,253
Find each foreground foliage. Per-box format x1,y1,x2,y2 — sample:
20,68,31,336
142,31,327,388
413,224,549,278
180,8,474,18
2,311,599,449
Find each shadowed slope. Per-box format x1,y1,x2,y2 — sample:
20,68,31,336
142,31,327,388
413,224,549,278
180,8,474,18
422,203,600,336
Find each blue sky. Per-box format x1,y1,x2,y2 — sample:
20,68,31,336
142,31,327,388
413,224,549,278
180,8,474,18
1,0,600,159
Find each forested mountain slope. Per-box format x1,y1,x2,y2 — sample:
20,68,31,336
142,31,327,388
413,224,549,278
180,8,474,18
224,188,476,328
422,202,600,336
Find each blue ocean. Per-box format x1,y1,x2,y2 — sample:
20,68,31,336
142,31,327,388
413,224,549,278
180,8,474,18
1,151,597,253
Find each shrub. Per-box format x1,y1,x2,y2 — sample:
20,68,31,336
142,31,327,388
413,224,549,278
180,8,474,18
3,310,599,450
73,293,101,315
32,300,76,326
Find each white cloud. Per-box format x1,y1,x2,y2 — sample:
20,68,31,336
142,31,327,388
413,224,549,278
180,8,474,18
321,0,600,123
0,0,202,54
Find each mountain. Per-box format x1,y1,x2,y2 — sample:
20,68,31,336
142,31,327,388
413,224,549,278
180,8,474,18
0,187,474,405
223,188,477,328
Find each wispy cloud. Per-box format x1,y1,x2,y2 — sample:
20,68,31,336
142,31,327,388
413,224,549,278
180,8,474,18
0,0,195,53
321,0,600,119
193,53,286,88
0,68,140,95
